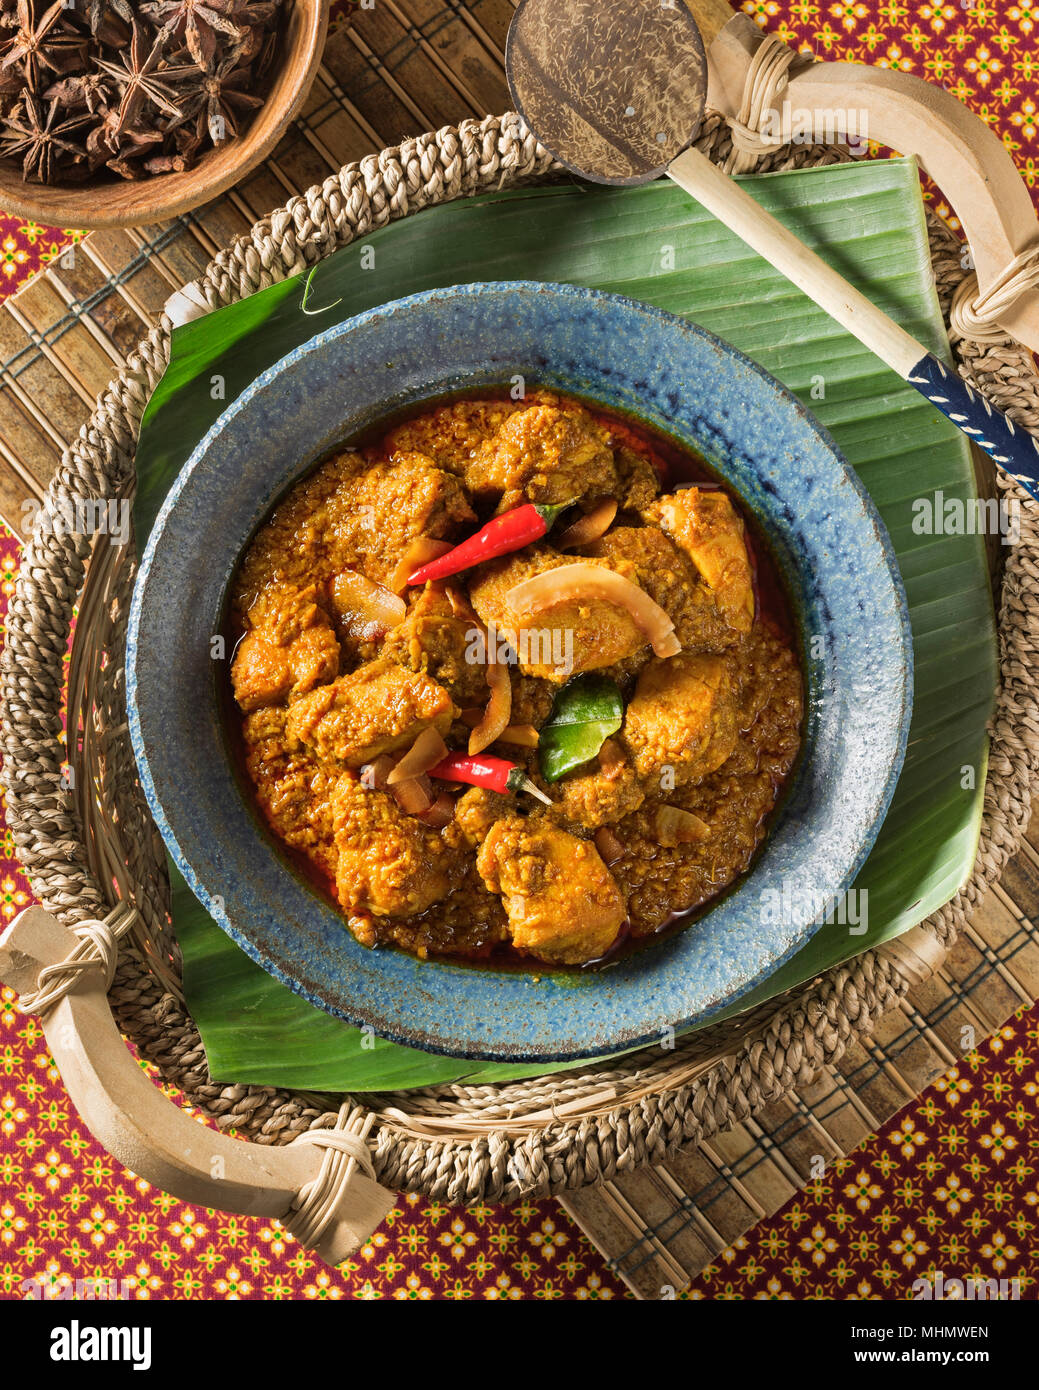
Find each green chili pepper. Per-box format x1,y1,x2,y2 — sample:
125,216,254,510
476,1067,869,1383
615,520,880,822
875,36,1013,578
538,674,624,783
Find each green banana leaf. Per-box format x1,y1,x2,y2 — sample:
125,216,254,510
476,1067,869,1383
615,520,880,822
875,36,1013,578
139,156,997,1089
174,874,612,1090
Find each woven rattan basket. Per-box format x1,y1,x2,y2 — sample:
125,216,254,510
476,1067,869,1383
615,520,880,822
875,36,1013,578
3,111,1039,1258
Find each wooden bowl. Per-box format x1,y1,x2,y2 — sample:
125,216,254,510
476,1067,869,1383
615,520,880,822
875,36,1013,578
0,0,329,231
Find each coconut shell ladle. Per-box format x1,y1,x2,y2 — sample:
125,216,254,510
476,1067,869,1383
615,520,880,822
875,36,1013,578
506,0,1039,500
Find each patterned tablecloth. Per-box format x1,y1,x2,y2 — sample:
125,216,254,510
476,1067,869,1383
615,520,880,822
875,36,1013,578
2,1,1039,1300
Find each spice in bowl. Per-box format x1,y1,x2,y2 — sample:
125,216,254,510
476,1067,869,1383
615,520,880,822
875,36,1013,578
0,0,285,185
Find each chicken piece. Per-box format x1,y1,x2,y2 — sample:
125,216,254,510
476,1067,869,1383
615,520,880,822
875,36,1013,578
241,706,340,877
382,585,488,706
644,487,754,634
623,653,738,789
466,403,617,509
509,673,557,729
332,775,451,918
244,579,327,646
286,660,455,767
549,740,645,831
231,581,340,712
287,625,342,695
468,545,646,683
232,453,365,616
614,446,660,510
232,633,293,712
583,526,735,654
383,398,519,475
453,786,513,847
476,814,626,965
323,451,475,586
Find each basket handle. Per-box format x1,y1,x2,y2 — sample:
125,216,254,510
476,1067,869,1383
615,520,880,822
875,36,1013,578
708,15,1039,354
0,907,396,1265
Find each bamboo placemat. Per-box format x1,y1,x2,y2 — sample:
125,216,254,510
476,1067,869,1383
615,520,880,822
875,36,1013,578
0,0,518,535
0,0,1035,1301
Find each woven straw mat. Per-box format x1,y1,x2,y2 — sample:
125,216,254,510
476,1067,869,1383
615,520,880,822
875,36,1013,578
3,112,1038,1206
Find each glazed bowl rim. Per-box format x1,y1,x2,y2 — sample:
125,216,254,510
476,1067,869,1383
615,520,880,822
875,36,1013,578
127,279,913,1061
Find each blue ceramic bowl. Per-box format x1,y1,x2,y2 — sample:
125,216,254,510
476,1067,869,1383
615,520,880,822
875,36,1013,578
128,281,912,1061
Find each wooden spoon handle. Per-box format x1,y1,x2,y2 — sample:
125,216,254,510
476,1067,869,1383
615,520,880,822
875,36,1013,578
667,145,924,374
667,145,1039,499
904,353,1039,497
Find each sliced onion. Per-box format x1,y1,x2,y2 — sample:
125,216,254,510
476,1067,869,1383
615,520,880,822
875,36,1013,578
556,497,618,549
415,790,456,828
655,805,710,847
504,562,679,659
330,570,406,638
594,826,625,866
358,754,395,791
459,709,539,748
498,723,539,749
468,655,512,755
387,727,450,785
391,773,434,815
388,537,453,594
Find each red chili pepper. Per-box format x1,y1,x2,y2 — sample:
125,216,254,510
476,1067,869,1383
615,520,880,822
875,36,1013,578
407,500,573,585
428,752,552,805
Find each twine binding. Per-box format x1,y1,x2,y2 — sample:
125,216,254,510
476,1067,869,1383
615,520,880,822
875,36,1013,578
284,1105,379,1249
15,903,137,1017
3,112,1039,1204
723,35,797,175
949,242,1039,345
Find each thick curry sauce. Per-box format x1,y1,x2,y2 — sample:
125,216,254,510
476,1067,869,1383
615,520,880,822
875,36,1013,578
228,391,804,969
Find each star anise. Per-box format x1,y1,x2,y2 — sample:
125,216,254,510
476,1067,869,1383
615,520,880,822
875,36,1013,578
169,113,203,159
95,20,195,137
166,49,260,145
73,0,134,33
85,103,165,169
214,1,276,68
106,124,166,178
0,90,90,181
0,0,89,91
216,0,278,27
0,0,283,185
252,25,276,80
141,147,193,174
71,0,133,49
44,69,110,114
141,0,244,69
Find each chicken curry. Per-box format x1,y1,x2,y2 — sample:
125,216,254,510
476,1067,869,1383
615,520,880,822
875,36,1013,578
228,391,804,969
